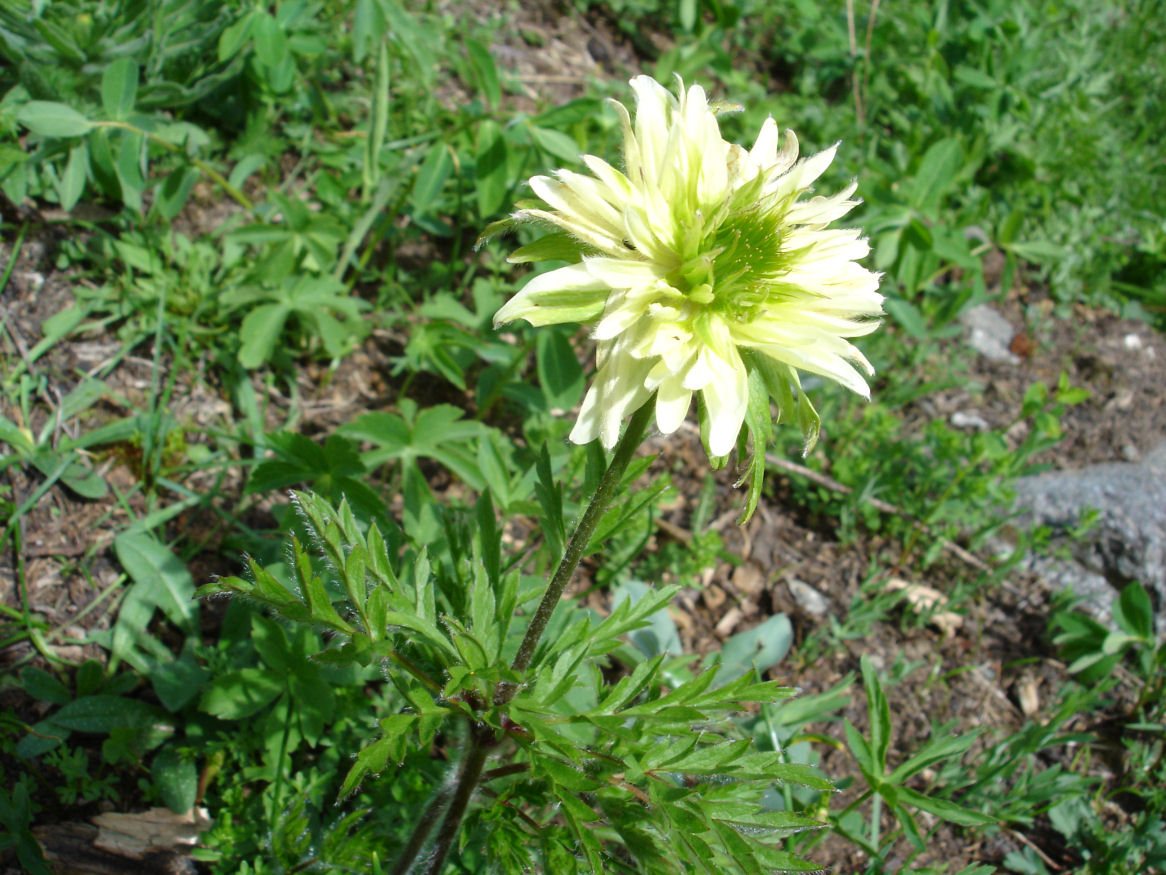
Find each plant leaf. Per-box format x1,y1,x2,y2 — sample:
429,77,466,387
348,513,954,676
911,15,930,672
17,101,94,137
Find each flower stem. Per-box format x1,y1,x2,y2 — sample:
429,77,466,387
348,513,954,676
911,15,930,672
507,400,654,680
417,727,492,875
390,787,450,875
394,401,654,873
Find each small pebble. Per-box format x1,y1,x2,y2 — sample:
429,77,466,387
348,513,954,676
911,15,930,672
951,410,990,431
786,577,829,617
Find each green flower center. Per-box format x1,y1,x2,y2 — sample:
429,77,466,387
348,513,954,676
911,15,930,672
666,183,796,322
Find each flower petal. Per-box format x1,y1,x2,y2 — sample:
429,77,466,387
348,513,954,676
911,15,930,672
654,374,693,435
701,354,749,456
493,264,609,327
570,341,654,448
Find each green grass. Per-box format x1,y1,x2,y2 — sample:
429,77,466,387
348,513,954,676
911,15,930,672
2,0,1164,872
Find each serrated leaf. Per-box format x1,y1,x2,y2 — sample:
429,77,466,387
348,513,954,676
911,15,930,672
709,807,823,834
622,664,717,717
536,757,602,791
657,738,750,774
597,653,666,713
594,583,680,646
384,611,456,660
755,761,834,791
238,302,290,369
709,819,761,872
558,791,604,872
339,733,396,797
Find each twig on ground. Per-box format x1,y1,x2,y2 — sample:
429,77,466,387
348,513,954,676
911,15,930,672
762,451,992,572
1008,828,1063,870
674,420,991,572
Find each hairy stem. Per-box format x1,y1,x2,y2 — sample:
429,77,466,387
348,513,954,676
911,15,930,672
419,728,492,875
390,785,451,875
393,401,654,873
506,400,655,682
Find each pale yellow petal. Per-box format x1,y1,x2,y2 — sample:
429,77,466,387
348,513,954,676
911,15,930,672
701,354,749,456
494,263,608,327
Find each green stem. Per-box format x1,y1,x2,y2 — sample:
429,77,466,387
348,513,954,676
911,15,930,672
506,400,654,681
418,728,492,875
271,694,293,818
94,121,255,212
393,401,655,874
390,784,452,875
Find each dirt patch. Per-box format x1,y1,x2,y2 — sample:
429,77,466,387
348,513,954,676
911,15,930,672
441,0,645,112
905,272,1166,471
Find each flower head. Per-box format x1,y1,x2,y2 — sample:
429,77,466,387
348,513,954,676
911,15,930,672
493,75,883,517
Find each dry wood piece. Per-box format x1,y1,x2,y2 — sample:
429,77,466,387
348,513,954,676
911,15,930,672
714,606,745,638
702,584,727,610
32,807,210,875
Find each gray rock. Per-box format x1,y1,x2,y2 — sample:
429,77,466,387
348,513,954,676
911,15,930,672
960,304,1020,363
1020,552,1118,624
1012,441,1166,634
786,577,830,617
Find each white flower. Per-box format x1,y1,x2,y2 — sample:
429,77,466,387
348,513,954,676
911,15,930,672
494,75,883,464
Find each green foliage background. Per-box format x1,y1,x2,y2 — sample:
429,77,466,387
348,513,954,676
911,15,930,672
1,0,1164,873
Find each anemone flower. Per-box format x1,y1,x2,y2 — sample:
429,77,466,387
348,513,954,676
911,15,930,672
494,75,883,462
